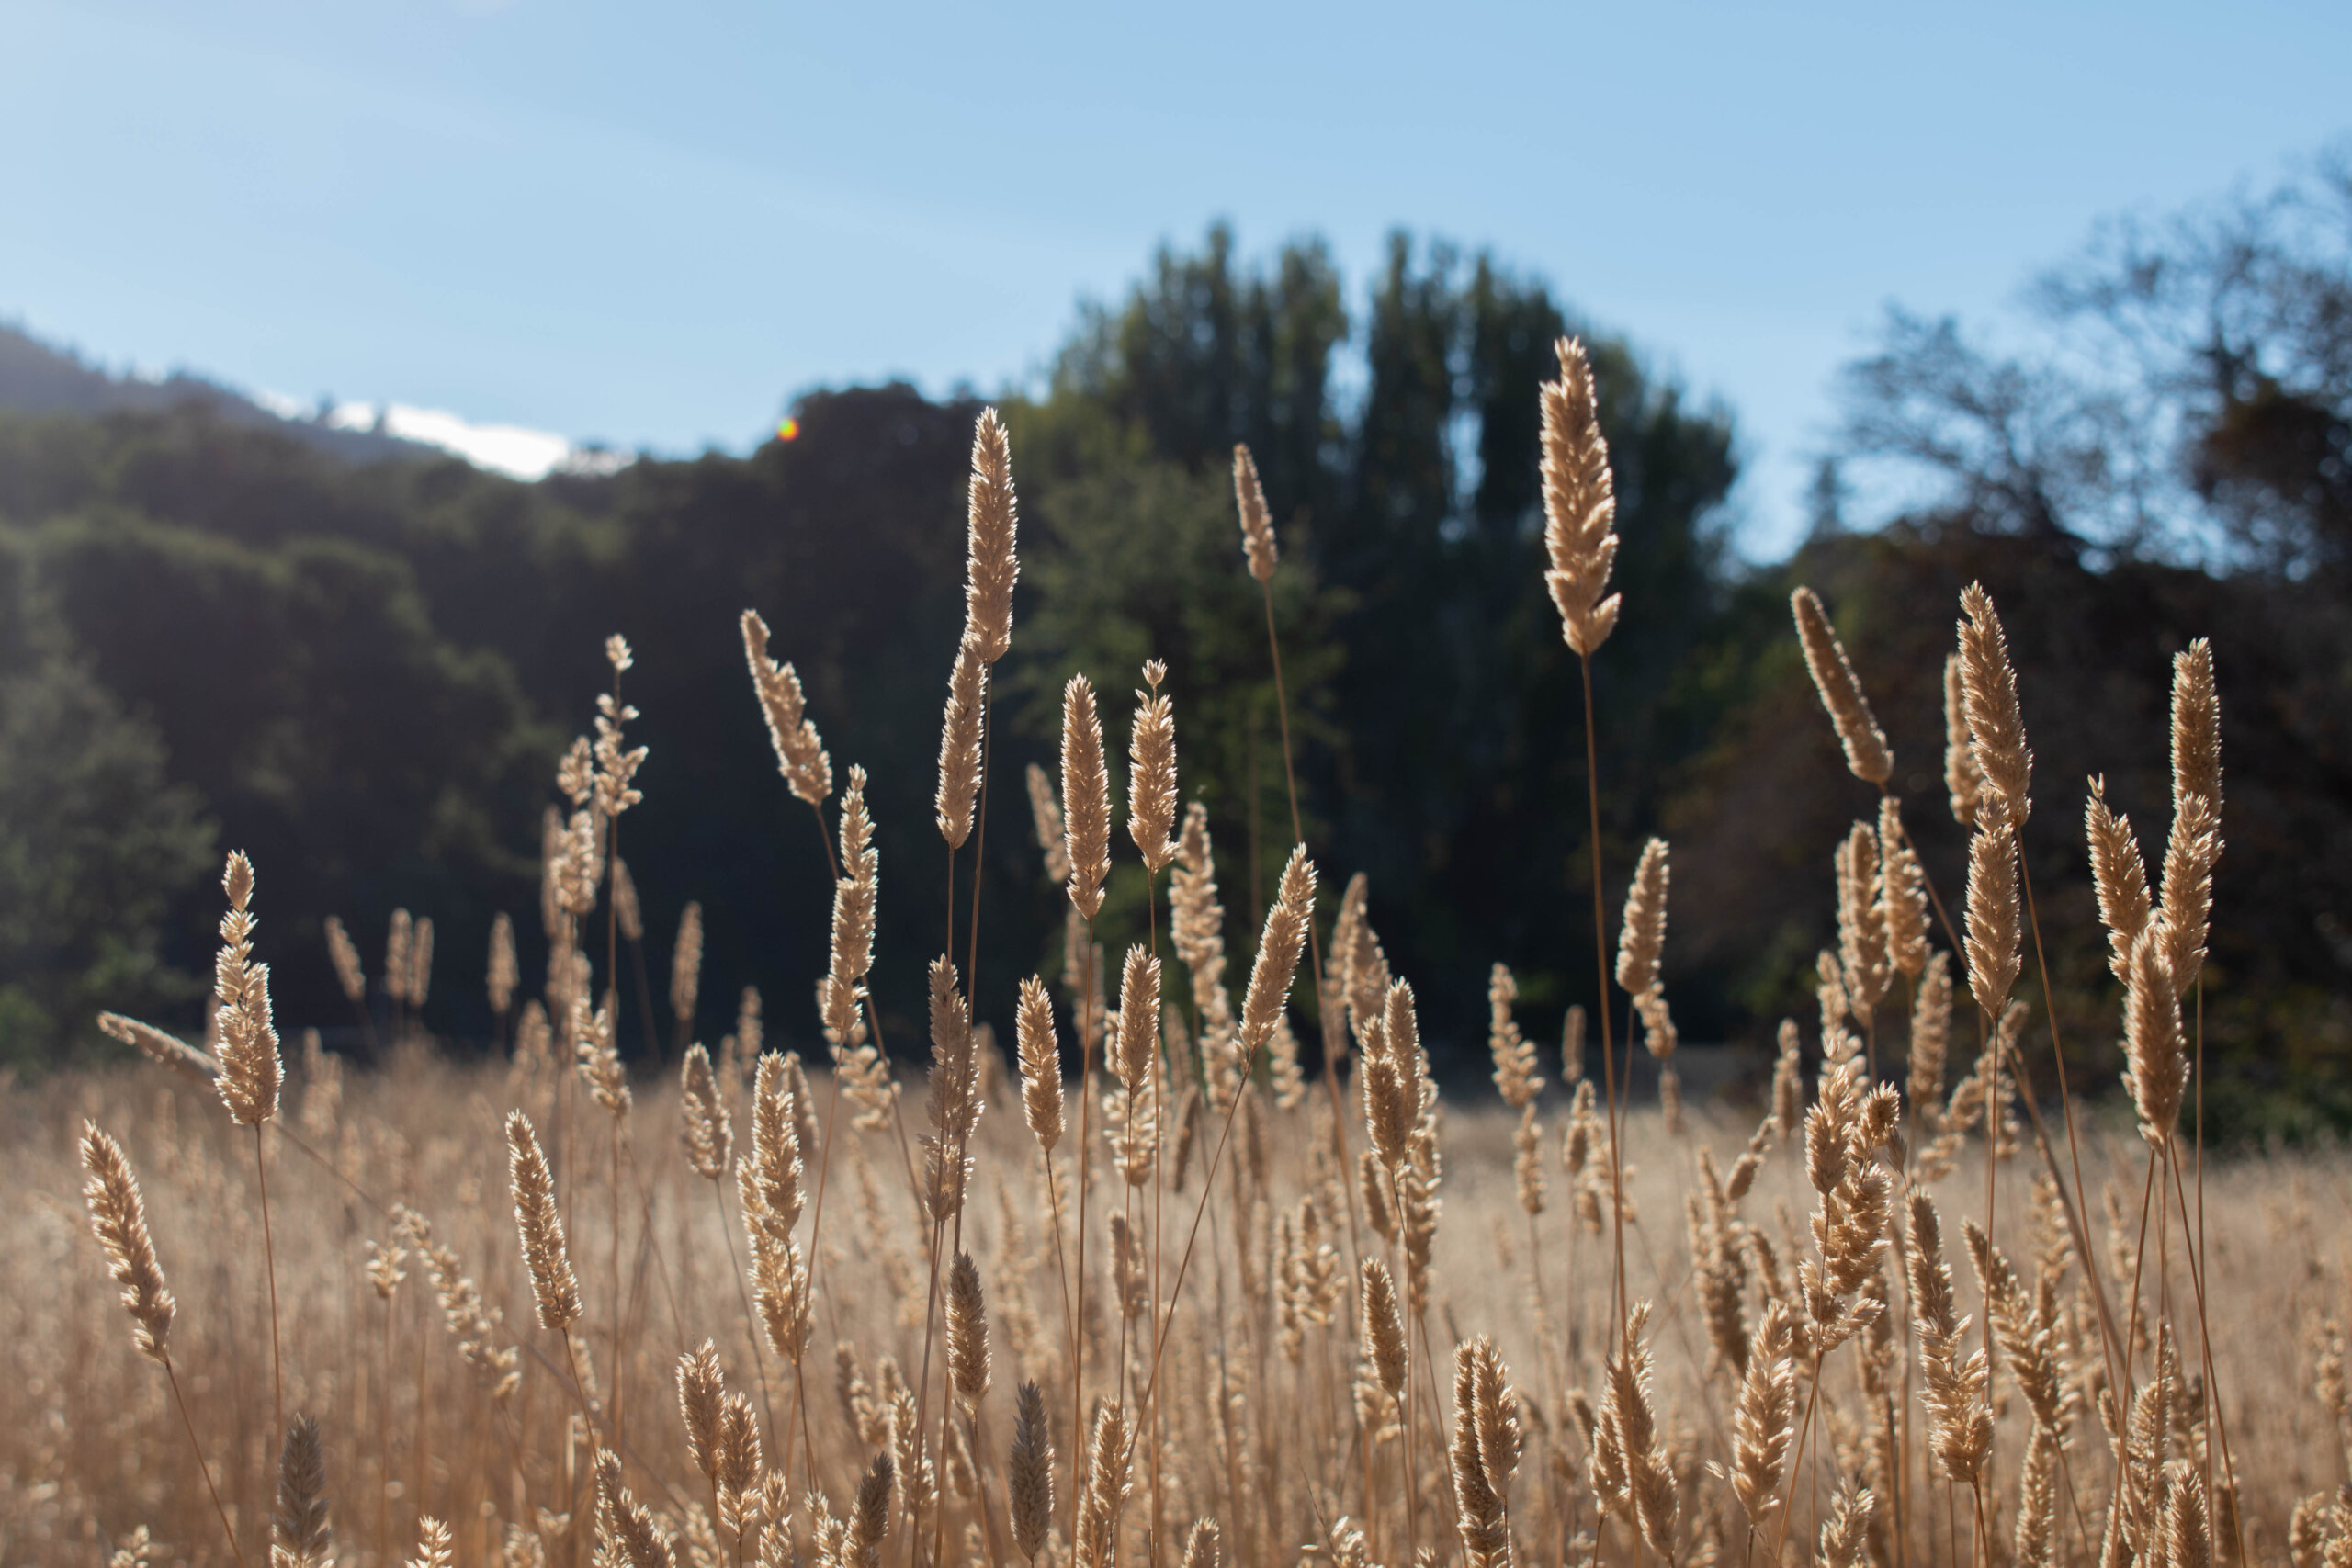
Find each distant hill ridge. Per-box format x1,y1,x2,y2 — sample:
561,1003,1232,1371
0,321,461,467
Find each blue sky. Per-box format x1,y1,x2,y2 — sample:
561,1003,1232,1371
5,0,2347,557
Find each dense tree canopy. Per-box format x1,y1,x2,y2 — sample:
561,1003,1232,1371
4,174,2348,1136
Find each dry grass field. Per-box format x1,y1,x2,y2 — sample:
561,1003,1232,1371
5,348,2341,1568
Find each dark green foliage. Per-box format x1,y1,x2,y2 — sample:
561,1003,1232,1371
0,548,214,1066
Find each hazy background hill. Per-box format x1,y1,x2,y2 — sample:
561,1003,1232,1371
6,160,2349,1138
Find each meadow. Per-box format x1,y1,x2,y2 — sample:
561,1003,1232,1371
4,344,2335,1568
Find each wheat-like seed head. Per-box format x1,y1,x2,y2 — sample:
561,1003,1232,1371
1234,443,1277,582
1127,679,1179,874
746,1052,804,1235
596,1449,681,1568
1487,963,1541,1109
1907,951,1952,1135
79,1122,174,1361
1728,1302,1797,1535
2160,788,2220,999
1114,945,1160,1097
2086,777,2154,984
964,407,1019,663
1957,583,2031,826
1962,819,2021,1020
747,1221,811,1365
1008,1382,1054,1561
2122,925,2187,1146
1238,846,1317,1061
2172,637,2221,810
1606,1301,1679,1557
406,1517,454,1568
670,899,703,1032
1060,675,1111,919
214,850,281,1126
1182,1519,1220,1568
2014,1429,2061,1568
1451,1337,1516,1568
1616,837,1669,998
1878,798,1929,979
1074,1401,1133,1568
1360,1258,1408,1399
923,956,979,1219
821,766,877,1049
98,1012,218,1087
325,914,367,1004
1792,586,1893,784
946,1249,989,1406
612,856,644,943
740,609,832,807
935,636,988,850
485,910,518,1015
1941,650,1984,829
849,1451,892,1568
274,1412,333,1568
1816,1484,1876,1568
1013,975,1064,1153
386,906,413,1005
1540,336,1623,655
677,1339,725,1481
1962,1220,2067,1434
408,915,435,1009
1836,822,1889,1020
679,1044,731,1183
1021,763,1069,888
505,1111,580,1331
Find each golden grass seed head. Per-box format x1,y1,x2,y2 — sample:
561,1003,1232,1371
1963,819,2022,1020
1008,1382,1054,1561
2086,778,2154,985
214,849,281,1126
1958,582,2031,826
505,1110,581,1331
1816,1484,1876,1568
1182,1519,1220,1568
1060,675,1111,919
1014,975,1064,1153
2172,637,2221,812
1242,846,1317,1053
947,1250,989,1405
1025,761,1070,886
2161,789,2220,998
1878,798,1929,980
964,406,1020,663
1944,650,1983,828
406,1517,455,1568
741,609,832,807
79,1122,174,1361
680,1044,732,1183
1540,336,1623,655
1114,945,1160,1096
98,1011,219,1088
1234,443,1278,582
1792,586,1893,784
1615,837,1669,998
274,1412,334,1568
1488,962,1541,1108
934,636,988,850
326,914,367,1003
612,857,643,943
1360,1258,1408,1399
670,899,703,1032
2123,925,2188,1146
677,1339,727,1480
1127,682,1179,874
488,909,519,1014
